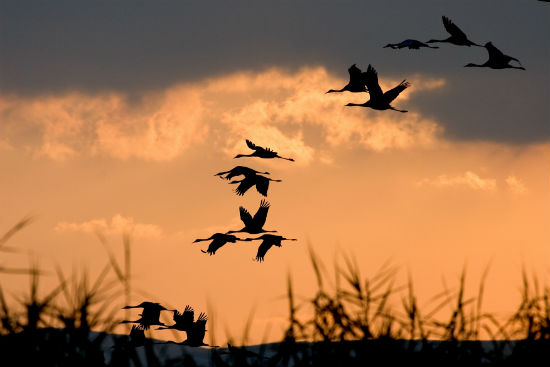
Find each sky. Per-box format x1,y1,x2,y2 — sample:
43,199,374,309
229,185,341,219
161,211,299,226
0,0,548,344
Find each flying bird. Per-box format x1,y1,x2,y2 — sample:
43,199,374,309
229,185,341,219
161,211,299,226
234,139,294,161
121,301,169,329
426,16,481,47
157,305,195,332
326,64,368,93
384,39,439,49
245,234,297,262
229,173,282,197
214,166,270,181
465,42,525,70
181,312,218,348
345,64,410,113
227,199,276,235
193,233,251,256
154,312,218,348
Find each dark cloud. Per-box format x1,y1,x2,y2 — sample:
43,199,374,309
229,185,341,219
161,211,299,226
1,0,548,143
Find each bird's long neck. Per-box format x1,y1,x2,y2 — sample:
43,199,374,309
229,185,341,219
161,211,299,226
193,237,212,242
426,39,445,44
234,154,253,158
346,102,367,107
276,156,294,161
464,63,484,68
389,106,408,113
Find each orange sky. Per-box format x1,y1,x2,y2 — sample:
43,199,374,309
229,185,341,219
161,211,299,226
1,67,548,344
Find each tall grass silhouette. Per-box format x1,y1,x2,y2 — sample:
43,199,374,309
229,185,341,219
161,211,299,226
0,218,548,366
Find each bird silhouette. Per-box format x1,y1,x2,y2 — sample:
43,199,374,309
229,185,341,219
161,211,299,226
465,42,525,70
215,166,270,180
193,233,251,255
326,64,368,93
229,173,282,197
157,305,195,332
345,64,410,113
426,16,481,47
181,312,218,348
121,302,169,329
234,139,294,161
227,199,277,235
384,39,439,49
244,234,297,262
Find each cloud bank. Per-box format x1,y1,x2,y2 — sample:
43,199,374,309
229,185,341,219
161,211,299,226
0,67,445,164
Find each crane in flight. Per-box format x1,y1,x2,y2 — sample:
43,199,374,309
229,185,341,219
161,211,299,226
234,139,294,162
193,233,251,256
214,166,270,180
157,305,195,332
465,42,525,70
384,39,439,49
227,200,277,235
345,64,410,113
121,301,169,329
426,16,481,47
244,234,297,262
326,64,369,93
229,173,282,197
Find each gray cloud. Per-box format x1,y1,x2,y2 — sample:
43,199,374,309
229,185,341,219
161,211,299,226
1,0,548,143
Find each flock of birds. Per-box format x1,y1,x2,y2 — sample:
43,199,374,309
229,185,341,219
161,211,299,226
118,14,531,350
194,139,296,263
121,302,215,348
119,141,297,348
327,16,525,113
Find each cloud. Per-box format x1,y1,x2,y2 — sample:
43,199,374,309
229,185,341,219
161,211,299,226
0,90,207,161
0,67,446,164
418,171,497,191
54,214,163,239
505,175,527,195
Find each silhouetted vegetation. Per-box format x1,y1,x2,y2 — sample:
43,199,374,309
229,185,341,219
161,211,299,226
1,219,548,366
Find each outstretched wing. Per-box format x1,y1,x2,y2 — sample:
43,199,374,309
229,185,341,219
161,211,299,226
180,305,195,330
255,240,272,262
205,237,228,255
348,64,362,81
246,139,259,151
191,312,208,343
255,176,270,197
253,200,270,228
485,42,506,61
234,177,256,196
239,206,254,227
365,64,383,100
442,16,468,40
383,80,410,103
